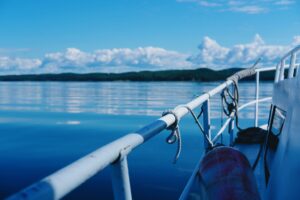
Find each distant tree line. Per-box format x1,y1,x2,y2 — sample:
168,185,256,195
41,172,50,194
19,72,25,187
0,68,276,82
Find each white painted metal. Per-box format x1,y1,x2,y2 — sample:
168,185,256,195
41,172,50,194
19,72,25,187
8,79,236,200
7,68,268,200
10,63,289,200
229,118,235,146
238,97,272,111
260,124,268,130
256,66,276,72
111,156,132,200
280,45,300,61
212,115,233,143
178,46,300,199
255,72,260,127
212,97,272,143
275,63,281,83
275,45,300,82
202,100,211,150
41,133,143,200
178,158,203,200
280,60,285,81
288,53,296,78
159,80,234,132
266,68,300,199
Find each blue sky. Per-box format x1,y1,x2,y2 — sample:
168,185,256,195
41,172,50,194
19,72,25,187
0,0,299,74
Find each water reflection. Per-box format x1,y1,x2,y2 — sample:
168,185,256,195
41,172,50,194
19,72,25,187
0,81,273,119
0,81,274,199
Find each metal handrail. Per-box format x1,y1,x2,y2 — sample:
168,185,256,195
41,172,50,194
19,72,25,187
239,97,272,111
7,80,235,200
179,45,300,200
5,68,263,200
7,47,300,200
212,97,272,143
276,45,300,82
5,68,271,200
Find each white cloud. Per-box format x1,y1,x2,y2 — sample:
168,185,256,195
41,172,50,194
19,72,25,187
0,35,299,74
193,37,229,63
177,0,296,14
177,0,221,7
0,48,31,54
292,36,300,44
228,5,268,14
95,47,190,67
44,48,96,70
275,0,295,5
188,34,300,69
43,47,192,73
0,56,41,71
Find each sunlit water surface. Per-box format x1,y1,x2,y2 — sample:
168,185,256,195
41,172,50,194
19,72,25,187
0,81,273,199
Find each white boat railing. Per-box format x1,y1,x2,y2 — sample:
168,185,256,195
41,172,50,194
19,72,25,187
6,45,300,200
275,45,300,82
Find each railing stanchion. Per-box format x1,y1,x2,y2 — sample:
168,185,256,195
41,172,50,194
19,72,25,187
255,71,260,127
296,65,299,77
229,118,234,146
279,60,285,81
274,63,280,83
8,61,291,200
288,53,296,78
111,156,132,200
202,100,211,151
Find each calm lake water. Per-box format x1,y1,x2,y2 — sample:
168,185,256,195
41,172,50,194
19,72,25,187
0,81,273,199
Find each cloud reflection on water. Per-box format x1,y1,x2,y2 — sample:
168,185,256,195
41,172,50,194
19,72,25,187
0,81,273,119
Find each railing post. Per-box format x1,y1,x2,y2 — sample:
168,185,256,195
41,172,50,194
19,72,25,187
274,63,280,83
229,118,234,146
255,71,260,127
202,100,211,151
288,53,296,78
111,155,132,200
279,60,285,81
296,65,299,77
